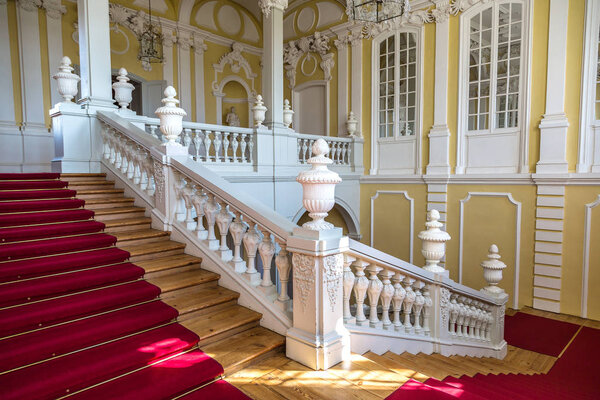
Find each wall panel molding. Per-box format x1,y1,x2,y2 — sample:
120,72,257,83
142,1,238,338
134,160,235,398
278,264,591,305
370,190,414,263
582,195,600,318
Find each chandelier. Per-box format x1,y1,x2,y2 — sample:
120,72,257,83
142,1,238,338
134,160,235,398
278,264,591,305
351,0,411,23
137,0,163,66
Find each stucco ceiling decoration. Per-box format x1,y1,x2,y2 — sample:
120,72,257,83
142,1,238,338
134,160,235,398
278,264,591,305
192,0,260,45
132,0,169,15
283,0,345,41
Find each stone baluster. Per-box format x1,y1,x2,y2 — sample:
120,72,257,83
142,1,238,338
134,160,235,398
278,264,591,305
258,229,275,287
126,149,136,179
275,243,292,310
413,281,425,334
229,211,248,273
336,142,342,164
347,143,352,166
449,294,459,335
456,296,467,337
203,194,220,250
366,264,383,328
242,223,262,286
248,137,254,163
120,146,129,174
181,182,196,230
468,301,478,339
379,269,395,330
222,132,230,162
231,133,239,162
301,139,308,163
132,146,142,185
240,134,248,162
403,277,416,333
213,132,222,162
148,124,158,140
183,129,193,150
215,202,233,260
192,186,208,239
352,259,369,326
342,255,356,324
392,272,406,332
173,175,187,221
192,130,202,161
341,143,348,165
474,302,483,339
146,163,155,196
485,306,494,341
422,285,432,336
203,130,212,161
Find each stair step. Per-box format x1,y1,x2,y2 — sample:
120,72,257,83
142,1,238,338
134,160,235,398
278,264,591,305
93,206,146,222
84,197,135,210
75,189,125,200
148,268,220,293
68,180,116,191
136,254,202,276
60,173,107,182
121,240,186,262
201,326,285,375
102,217,152,233
113,228,170,246
163,286,240,318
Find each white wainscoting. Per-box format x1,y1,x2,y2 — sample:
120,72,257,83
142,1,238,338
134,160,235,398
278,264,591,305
582,195,600,318
370,190,414,263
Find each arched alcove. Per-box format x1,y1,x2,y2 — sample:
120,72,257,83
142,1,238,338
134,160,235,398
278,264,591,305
222,80,250,128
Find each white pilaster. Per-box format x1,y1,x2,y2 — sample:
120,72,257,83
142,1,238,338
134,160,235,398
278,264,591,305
537,0,569,174
261,3,286,127
177,30,192,121
335,37,348,136
43,0,66,107
77,0,114,109
0,1,15,128
350,33,362,136
427,16,451,175
193,36,207,122
162,29,176,86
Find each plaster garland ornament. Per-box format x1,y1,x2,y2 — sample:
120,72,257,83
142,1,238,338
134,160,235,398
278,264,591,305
480,244,507,297
324,253,344,312
292,253,316,312
251,95,267,128
283,31,335,88
282,99,294,129
259,0,288,18
296,139,342,231
154,86,187,146
53,56,80,103
418,209,451,274
112,68,135,110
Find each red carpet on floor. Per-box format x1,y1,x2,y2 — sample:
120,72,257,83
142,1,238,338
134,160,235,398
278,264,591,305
0,174,246,400
504,312,579,356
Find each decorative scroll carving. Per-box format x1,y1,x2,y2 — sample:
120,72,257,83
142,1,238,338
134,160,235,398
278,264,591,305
283,31,335,88
440,288,451,327
292,253,316,312
153,161,164,199
324,254,344,312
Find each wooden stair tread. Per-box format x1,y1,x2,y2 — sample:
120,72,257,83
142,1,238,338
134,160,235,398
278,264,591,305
76,189,124,195
68,180,114,186
103,217,152,228
84,197,134,205
147,268,219,292
135,254,201,273
94,206,146,215
201,326,285,374
164,286,240,315
182,305,261,341
113,228,170,242
120,240,185,257
61,173,107,177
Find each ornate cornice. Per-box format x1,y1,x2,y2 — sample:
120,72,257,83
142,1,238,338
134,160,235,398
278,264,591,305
259,0,288,18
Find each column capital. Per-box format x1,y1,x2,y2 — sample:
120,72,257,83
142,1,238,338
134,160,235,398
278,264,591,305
42,0,66,19
259,0,288,17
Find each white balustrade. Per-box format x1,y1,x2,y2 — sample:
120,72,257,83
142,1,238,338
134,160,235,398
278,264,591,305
296,135,353,166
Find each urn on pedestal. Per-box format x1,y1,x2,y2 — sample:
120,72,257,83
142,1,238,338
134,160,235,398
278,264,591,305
252,95,267,128
480,244,507,297
53,56,80,103
418,209,451,274
283,99,294,129
112,68,135,110
346,111,359,137
155,86,187,145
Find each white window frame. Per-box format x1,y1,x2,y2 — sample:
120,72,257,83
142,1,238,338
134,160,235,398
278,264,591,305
456,0,532,174
370,26,424,175
578,0,600,173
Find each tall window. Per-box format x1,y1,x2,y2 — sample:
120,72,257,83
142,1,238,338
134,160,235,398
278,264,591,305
377,31,418,138
467,2,523,133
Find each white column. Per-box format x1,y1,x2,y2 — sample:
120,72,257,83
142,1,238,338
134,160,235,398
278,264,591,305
427,16,451,175
536,0,569,174
261,2,286,128
162,29,176,86
193,36,207,123
335,36,349,136
350,32,362,136
77,0,114,109
43,0,66,107
177,30,192,120
16,0,46,131
0,1,15,129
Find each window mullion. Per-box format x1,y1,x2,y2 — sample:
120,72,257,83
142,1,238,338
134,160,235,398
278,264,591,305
489,3,499,133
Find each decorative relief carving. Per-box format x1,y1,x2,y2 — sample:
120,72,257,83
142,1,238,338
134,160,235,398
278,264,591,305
42,0,66,19
324,253,344,312
212,42,257,97
292,253,316,312
153,161,164,200
283,31,335,88
440,288,451,328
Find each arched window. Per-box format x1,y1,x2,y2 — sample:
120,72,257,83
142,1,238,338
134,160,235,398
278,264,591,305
457,1,531,174
371,28,422,175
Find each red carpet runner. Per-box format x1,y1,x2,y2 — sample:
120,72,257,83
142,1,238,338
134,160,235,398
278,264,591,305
0,173,249,400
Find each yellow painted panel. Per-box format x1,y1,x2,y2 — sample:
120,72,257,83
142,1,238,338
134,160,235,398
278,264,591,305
7,1,22,125
565,0,584,171
61,1,79,65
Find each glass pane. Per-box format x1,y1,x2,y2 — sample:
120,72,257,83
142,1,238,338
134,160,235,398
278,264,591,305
469,116,478,130
497,78,507,95
399,65,407,79
496,112,506,128
387,96,394,109
408,92,415,106
408,78,415,92
469,99,478,114
470,66,479,81
508,110,518,127
380,69,386,82
380,55,386,68
470,50,479,66
509,59,520,76
481,63,490,80
380,41,386,54
409,64,415,76
509,76,519,92
408,107,415,120
470,32,479,49
379,98,385,109
400,50,407,64
470,14,480,32
399,32,407,48
510,41,521,58
407,122,415,135
498,43,509,60
479,97,489,114
409,49,416,63
409,33,416,48
498,25,509,43
388,53,395,66
497,61,508,78
511,22,522,40
379,111,386,124
507,94,519,110
499,5,510,25
481,47,491,63
388,36,394,52
496,95,506,111
481,80,490,96
469,83,478,98
511,3,522,22
482,30,492,46
479,113,488,130
482,8,492,29
379,125,386,138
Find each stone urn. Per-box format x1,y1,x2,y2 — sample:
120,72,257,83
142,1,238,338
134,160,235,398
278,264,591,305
53,56,80,103
252,94,267,128
283,99,294,129
346,111,359,137
112,67,135,110
418,209,451,274
154,86,187,145
481,244,507,297
296,139,342,230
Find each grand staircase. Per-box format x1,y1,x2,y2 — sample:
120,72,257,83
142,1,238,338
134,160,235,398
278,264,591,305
0,172,284,399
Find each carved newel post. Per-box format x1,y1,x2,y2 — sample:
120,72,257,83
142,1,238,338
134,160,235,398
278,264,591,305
53,56,80,103
155,86,188,154
480,244,508,298
418,210,451,275
252,94,267,128
346,111,359,137
112,68,135,111
283,99,294,129
286,138,350,371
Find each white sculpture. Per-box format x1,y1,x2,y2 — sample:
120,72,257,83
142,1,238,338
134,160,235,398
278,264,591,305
346,111,359,137
112,68,135,110
252,94,267,128
154,86,187,145
296,139,342,230
418,209,451,274
225,106,240,127
53,56,80,103
283,99,294,129
481,244,507,297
